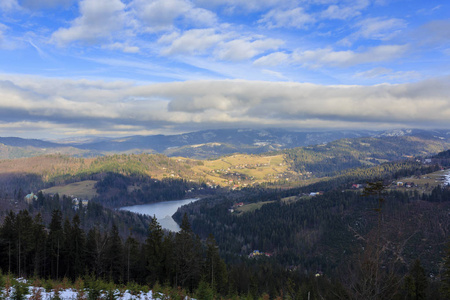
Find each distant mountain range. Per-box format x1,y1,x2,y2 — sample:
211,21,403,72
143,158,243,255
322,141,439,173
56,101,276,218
1,128,450,159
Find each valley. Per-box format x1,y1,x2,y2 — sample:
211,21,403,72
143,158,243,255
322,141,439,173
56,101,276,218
1,129,450,299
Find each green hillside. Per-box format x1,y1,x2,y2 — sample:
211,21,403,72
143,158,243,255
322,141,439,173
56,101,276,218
283,135,450,177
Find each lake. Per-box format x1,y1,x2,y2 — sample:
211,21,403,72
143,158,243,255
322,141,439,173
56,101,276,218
120,198,199,232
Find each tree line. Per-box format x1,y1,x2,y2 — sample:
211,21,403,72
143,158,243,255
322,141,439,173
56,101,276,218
0,209,229,295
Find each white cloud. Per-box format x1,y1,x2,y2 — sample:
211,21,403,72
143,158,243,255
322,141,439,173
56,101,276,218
132,0,216,32
293,44,409,67
185,6,217,27
0,23,6,40
0,0,19,11
413,20,450,47
192,0,292,12
51,0,126,45
339,17,407,46
160,29,225,56
355,18,407,40
159,28,283,61
354,67,391,78
321,0,370,20
355,67,421,81
2,75,450,138
0,23,21,50
103,42,140,53
215,38,284,61
261,69,288,80
253,52,290,66
258,7,315,29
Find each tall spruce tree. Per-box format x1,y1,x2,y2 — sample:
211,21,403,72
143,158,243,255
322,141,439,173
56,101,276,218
124,235,142,284
0,211,17,274
205,234,228,294
47,210,63,279
145,216,164,285
441,241,450,298
105,223,123,282
404,259,428,300
31,213,47,278
175,214,203,291
85,226,107,278
15,210,34,277
67,215,86,280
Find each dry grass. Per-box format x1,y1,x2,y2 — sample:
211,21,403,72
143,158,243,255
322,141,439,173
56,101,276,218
234,201,275,215
41,180,98,199
388,169,450,193
191,154,292,186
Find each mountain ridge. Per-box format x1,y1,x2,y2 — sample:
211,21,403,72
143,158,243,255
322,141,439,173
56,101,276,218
3,128,449,159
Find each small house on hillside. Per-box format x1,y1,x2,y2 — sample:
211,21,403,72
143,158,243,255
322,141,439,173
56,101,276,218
352,184,363,189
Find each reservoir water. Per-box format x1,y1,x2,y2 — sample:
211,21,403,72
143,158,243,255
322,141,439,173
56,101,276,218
120,198,199,232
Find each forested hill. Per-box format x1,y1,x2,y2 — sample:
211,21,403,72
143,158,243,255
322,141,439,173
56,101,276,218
1,128,450,159
173,156,450,297
0,145,450,298
0,132,449,200
281,135,450,177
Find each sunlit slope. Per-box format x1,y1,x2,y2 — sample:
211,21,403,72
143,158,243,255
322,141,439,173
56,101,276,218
0,135,448,189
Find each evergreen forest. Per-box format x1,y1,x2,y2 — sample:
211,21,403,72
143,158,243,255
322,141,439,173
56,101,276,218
0,137,450,299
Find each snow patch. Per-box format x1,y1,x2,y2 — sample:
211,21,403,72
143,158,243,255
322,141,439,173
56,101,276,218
443,170,450,186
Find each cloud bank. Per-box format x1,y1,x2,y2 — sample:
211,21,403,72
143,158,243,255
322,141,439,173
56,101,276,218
0,75,449,138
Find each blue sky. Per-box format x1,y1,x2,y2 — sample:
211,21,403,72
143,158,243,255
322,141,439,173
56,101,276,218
0,0,449,138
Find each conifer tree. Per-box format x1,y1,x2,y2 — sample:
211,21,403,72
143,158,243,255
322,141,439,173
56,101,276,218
31,213,47,277
175,213,202,291
105,224,123,282
68,215,86,280
205,234,228,294
145,216,164,285
441,241,450,298
161,231,176,285
124,235,141,284
15,210,34,277
47,210,63,279
85,227,105,278
404,259,427,300
0,211,17,274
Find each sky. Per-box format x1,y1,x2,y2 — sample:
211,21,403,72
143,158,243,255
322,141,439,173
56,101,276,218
0,0,449,139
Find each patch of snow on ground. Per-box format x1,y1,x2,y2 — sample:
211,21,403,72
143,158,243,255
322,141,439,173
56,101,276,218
444,170,450,186
1,286,155,300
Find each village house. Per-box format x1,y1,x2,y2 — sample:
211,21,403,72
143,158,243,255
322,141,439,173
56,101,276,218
352,183,364,189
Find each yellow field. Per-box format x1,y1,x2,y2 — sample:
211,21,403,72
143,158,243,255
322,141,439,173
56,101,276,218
41,180,98,199
388,169,449,193
191,154,293,187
